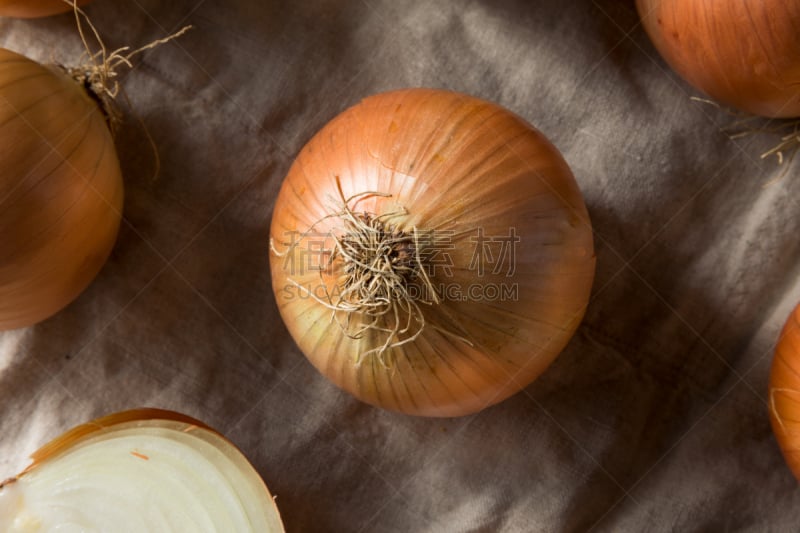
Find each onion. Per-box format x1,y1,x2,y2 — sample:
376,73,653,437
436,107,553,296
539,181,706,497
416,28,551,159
0,47,123,331
269,88,595,417
636,0,800,118
769,303,800,479
0,14,190,331
0,0,92,18
0,409,285,531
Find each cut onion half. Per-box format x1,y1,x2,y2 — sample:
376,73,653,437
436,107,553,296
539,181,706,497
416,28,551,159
0,409,284,532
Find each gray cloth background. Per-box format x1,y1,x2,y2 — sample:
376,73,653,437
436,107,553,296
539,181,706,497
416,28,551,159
2,1,800,531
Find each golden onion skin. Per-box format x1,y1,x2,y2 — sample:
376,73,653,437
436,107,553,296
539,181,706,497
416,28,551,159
0,0,92,18
769,303,800,480
0,48,123,330
637,0,800,118
269,88,595,417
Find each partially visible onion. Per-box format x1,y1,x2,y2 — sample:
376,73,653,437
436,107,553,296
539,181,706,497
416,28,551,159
0,0,92,18
636,0,800,118
769,303,800,480
0,409,285,531
269,88,595,417
0,47,123,331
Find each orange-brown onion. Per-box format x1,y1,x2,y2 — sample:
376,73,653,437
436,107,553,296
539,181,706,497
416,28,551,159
269,88,595,417
636,0,800,118
0,47,123,330
0,0,92,17
769,302,800,479
0,409,285,531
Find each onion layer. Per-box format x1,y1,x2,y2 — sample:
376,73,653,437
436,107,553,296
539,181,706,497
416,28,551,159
769,303,800,480
637,0,800,118
269,88,595,417
0,409,284,532
0,47,123,330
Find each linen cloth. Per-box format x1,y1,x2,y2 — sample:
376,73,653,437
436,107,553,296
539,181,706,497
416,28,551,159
2,1,800,531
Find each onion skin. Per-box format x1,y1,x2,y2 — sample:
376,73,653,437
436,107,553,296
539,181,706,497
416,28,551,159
0,48,123,330
269,88,595,417
0,0,92,18
18,409,216,473
636,0,800,118
769,303,800,480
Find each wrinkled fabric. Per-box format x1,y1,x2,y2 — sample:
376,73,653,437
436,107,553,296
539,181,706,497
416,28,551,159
2,1,799,531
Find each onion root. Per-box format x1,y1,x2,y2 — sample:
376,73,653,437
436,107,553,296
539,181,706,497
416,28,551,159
271,178,463,366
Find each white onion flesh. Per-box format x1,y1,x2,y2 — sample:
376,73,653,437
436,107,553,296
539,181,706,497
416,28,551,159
0,418,283,532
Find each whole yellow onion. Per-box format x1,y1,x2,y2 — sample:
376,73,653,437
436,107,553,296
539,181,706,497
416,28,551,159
770,303,800,480
0,0,93,18
0,48,123,330
637,0,800,118
270,88,595,417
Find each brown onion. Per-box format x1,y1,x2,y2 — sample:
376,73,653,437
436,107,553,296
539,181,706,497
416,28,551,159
0,0,92,18
269,88,595,417
769,302,800,479
636,0,800,118
0,47,123,330
0,409,285,531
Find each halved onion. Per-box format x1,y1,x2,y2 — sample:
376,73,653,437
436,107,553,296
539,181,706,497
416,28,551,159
0,409,284,532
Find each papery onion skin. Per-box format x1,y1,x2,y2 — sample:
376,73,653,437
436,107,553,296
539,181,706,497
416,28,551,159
0,408,285,532
19,409,216,471
769,303,800,480
0,0,92,18
269,88,595,417
636,0,800,118
0,47,123,330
